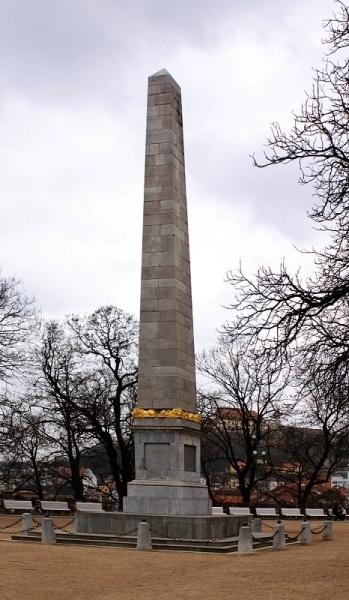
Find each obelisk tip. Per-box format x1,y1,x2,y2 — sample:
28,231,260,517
150,68,171,77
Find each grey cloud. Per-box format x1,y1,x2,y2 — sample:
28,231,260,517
187,138,313,241
0,0,328,103
0,0,336,346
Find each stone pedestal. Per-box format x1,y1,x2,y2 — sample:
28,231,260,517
76,512,244,541
124,418,211,515
125,481,210,515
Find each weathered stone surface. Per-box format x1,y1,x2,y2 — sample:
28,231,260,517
237,526,253,555
76,512,244,540
301,520,312,544
136,521,152,550
41,518,56,545
273,524,286,550
21,513,33,536
138,70,196,413
323,520,333,541
124,70,210,518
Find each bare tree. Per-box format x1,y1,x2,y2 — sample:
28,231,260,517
198,338,290,505
68,306,138,509
225,2,349,377
36,321,97,501
271,423,348,511
37,306,138,509
0,274,36,384
0,398,51,498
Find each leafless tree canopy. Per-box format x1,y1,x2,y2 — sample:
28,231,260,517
226,1,349,380
36,306,138,507
200,3,349,506
0,275,36,383
198,339,290,504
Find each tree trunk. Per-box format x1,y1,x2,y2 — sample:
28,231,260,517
70,460,85,501
239,483,251,506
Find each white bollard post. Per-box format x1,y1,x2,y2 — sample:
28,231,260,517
301,520,312,545
237,525,253,555
252,517,262,533
323,520,333,541
136,520,152,550
41,517,56,544
273,523,286,550
21,513,33,536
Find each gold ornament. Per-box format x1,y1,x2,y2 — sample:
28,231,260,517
132,407,202,424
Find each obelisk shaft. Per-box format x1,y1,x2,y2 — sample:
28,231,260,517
124,70,210,516
138,69,196,412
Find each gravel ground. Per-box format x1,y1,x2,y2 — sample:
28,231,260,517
0,517,347,600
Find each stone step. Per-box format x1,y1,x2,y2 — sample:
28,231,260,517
12,532,239,553
12,531,297,553
14,530,238,546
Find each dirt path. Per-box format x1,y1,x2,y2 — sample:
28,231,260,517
0,519,347,600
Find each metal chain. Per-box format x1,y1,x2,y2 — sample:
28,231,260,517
261,521,277,530
110,526,139,539
261,520,306,542
150,531,188,543
52,517,76,533
311,524,327,535
252,528,279,541
14,519,42,536
0,517,22,532
149,527,236,544
285,526,305,542
149,528,188,543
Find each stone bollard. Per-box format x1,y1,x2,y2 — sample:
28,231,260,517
301,520,312,545
273,523,286,550
323,520,333,541
252,517,262,533
237,525,253,555
136,520,152,551
21,513,33,536
41,518,56,545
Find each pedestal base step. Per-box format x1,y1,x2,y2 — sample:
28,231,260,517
12,531,239,553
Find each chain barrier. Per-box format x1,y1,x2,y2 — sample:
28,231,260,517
0,517,22,533
32,518,41,527
2,515,137,539
52,517,76,533
285,526,305,542
149,526,236,544
7,519,41,535
16,519,42,536
261,520,306,542
261,520,277,531
108,526,139,540
148,528,193,543
252,528,279,542
311,524,327,535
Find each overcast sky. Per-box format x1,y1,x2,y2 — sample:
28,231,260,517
0,0,334,350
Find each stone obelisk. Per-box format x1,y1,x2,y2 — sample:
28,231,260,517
124,69,210,515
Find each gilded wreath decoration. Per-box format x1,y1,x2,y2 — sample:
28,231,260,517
132,407,202,424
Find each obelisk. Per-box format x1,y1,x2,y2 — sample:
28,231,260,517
124,69,210,515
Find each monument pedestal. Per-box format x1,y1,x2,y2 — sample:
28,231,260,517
75,512,244,541
123,417,211,516
124,480,210,515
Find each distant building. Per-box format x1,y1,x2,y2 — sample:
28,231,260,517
214,407,259,431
